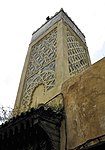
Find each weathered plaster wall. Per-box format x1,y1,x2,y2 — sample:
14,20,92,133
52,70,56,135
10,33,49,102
62,58,105,149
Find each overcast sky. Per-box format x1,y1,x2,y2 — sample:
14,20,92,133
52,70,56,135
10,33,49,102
0,0,105,108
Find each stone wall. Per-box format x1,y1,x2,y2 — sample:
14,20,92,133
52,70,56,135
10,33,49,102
62,58,105,149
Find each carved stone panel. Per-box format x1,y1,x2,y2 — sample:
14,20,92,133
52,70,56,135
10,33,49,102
21,28,57,108
67,28,89,76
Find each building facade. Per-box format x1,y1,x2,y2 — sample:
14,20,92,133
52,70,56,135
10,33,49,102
0,9,105,150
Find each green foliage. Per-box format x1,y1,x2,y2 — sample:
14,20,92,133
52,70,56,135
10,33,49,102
0,105,12,124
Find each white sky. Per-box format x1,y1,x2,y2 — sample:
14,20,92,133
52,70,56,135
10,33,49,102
0,0,105,108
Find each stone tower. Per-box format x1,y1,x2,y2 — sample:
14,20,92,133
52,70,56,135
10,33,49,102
14,9,91,115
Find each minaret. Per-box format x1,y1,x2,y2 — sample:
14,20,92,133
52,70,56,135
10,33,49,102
14,9,91,115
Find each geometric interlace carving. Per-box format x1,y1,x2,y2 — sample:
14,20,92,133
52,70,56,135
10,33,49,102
67,28,89,76
21,28,57,106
